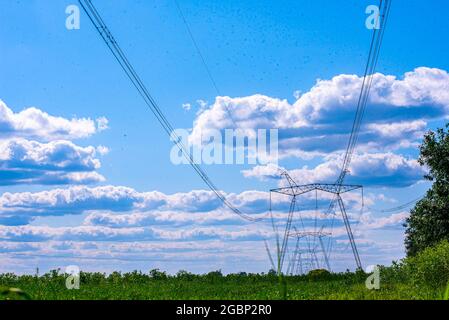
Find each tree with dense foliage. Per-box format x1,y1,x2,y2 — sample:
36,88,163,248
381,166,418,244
405,124,449,256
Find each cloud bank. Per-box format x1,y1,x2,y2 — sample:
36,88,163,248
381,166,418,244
0,100,108,187
0,100,107,141
190,67,449,158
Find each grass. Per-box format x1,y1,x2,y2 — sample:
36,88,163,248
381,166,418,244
444,281,449,300
2,241,449,300
0,269,445,300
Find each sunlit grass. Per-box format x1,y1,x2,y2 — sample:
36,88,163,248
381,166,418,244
0,271,445,300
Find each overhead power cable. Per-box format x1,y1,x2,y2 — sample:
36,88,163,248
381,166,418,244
325,0,391,216
173,0,238,126
336,0,391,186
374,196,423,213
325,0,391,260
78,0,263,222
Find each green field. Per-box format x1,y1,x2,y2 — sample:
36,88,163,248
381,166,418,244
0,269,446,300
2,241,448,300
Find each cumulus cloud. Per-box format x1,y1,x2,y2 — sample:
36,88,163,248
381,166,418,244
189,67,449,158
0,240,229,257
0,186,276,225
0,186,143,219
0,208,405,242
358,211,409,229
96,145,109,156
0,100,109,187
0,239,275,275
367,120,427,139
0,202,407,243
1,185,350,226
182,103,192,111
243,152,426,187
83,207,295,229
241,163,283,181
0,176,376,227
96,117,109,132
0,225,270,242
0,242,36,253
0,100,108,141
0,139,105,186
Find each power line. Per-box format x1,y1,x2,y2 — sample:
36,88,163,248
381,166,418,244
325,0,391,215
173,0,238,126
325,0,392,264
336,0,391,186
325,0,391,224
374,196,422,213
78,0,263,222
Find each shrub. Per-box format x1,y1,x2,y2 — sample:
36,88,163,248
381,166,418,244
149,269,168,280
403,240,449,288
176,270,195,280
205,270,223,279
306,269,332,280
267,269,277,277
379,261,408,284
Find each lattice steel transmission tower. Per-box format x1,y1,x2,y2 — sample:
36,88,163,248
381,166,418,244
285,230,331,275
270,172,363,273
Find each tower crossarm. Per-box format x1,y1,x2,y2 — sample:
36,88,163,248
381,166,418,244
271,183,362,197
287,231,331,238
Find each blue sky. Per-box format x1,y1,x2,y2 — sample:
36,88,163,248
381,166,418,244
0,0,448,274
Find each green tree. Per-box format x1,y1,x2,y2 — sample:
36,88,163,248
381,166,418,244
405,124,449,256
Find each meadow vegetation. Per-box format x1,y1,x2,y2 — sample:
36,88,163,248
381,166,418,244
1,240,448,300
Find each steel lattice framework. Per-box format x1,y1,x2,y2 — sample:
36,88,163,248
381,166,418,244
271,172,363,273
271,183,362,197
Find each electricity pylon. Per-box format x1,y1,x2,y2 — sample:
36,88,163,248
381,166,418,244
271,172,363,272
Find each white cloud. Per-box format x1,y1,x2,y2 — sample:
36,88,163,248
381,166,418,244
367,120,426,138
96,145,109,156
96,117,109,131
0,186,276,225
241,163,283,181
243,152,426,187
3,185,354,226
293,90,302,100
0,100,107,141
0,100,109,187
0,208,408,243
371,67,449,107
189,68,449,158
0,139,101,171
358,211,409,229
0,139,105,186
182,103,192,111
0,225,270,242
196,99,208,112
